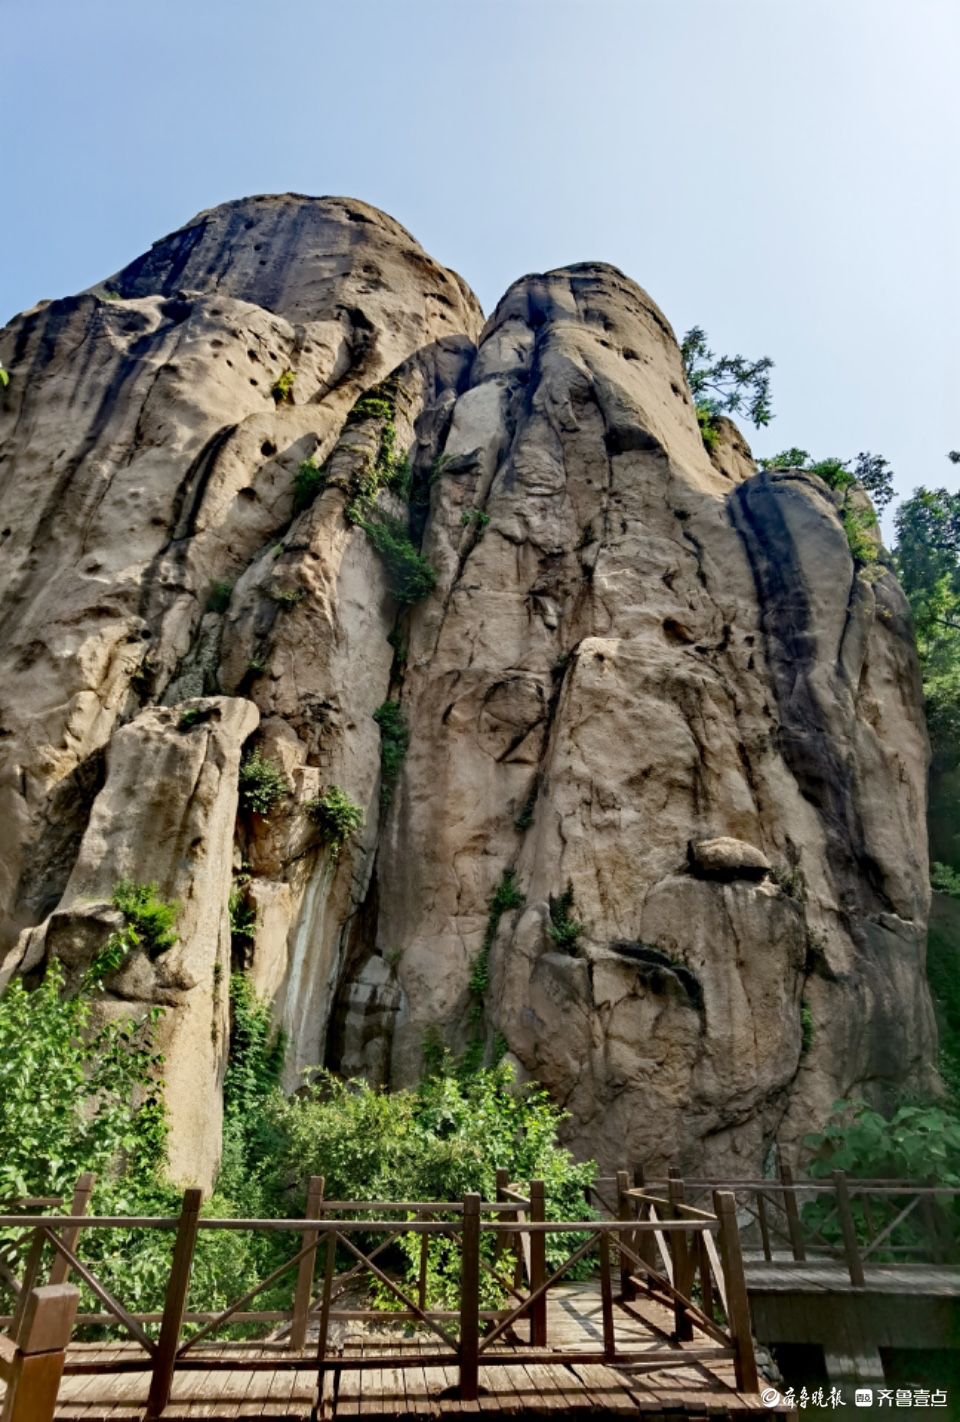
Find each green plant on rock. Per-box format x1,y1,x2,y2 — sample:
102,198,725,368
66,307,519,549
229,880,257,951
352,507,437,605
770,862,807,903
238,749,288,817
206,579,234,614
468,870,525,1027
759,448,892,566
372,699,409,804
111,880,180,961
696,402,721,453
547,881,583,953
304,785,365,856
267,584,305,606
293,459,327,513
460,508,491,535
0,365,8,388
271,368,295,404
800,997,814,1057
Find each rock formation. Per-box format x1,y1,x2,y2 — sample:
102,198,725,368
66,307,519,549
0,195,938,1189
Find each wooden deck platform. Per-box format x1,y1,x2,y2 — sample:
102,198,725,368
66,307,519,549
745,1260,960,1295
2,1285,795,1420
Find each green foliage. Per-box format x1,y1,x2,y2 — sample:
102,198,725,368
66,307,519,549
801,1100,960,1259
770,862,808,903
229,882,257,948
238,749,288,817
927,893,960,1099
760,448,891,565
800,998,814,1057
681,326,774,428
268,584,305,606
293,459,326,513
0,364,9,387
695,402,721,453
514,777,539,832
352,507,437,604
304,785,365,856
179,707,203,730
373,700,409,804
270,1063,596,1310
468,871,525,1036
207,579,234,613
547,881,583,953
271,368,295,404
933,862,960,897
0,955,166,1204
894,477,960,867
805,1099,960,1186
111,880,179,960
460,508,490,534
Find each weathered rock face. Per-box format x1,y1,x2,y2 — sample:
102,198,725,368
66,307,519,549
0,195,938,1188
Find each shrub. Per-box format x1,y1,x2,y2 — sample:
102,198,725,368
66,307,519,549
270,1063,595,1310
271,368,295,404
111,880,179,959
293,459,326,513
207,579,234,613
238,750,288,817
0,953,166,1204
696,402,721,453
372,700,409,804
770,863,807,903
468,870,525,1027
801,1099,960,1258
547,882,583,953
353,508,437,605
800,998,814,1057
460,508,491,535
304,785,365,856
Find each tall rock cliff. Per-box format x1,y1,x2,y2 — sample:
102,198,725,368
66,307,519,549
0,195,938,1188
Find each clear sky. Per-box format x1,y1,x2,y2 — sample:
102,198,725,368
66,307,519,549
1,0,956,532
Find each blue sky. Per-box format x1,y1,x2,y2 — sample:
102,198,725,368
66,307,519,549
2,0,956,532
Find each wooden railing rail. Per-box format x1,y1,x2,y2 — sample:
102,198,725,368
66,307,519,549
0,1168,764,1409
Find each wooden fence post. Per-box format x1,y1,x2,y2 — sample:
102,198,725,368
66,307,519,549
668,1172,693,1341
0,1283,79,1422
713,1190,759,1393
529,1179,547,1347
833,1170,865,1288
290,1175,324,1351
459,1192,481,1402
146,1187,202,1420
8,1231,46,1345
616,1170,635,1300
779,1162,806,1261
48,1173,96,1287
599,1230,615,1362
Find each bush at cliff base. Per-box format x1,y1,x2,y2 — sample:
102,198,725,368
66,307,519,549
0,967,594,1329
800,1099,960,1258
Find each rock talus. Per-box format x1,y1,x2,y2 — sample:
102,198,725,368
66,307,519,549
0,197,937,1187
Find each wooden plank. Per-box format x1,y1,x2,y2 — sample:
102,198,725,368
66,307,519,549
566,1361,640,1415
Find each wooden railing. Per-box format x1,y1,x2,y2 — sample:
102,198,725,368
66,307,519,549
604,1166,960,1287
0,1169,760,1417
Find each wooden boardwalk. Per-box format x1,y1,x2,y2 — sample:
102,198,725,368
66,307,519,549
22,1286,793,1419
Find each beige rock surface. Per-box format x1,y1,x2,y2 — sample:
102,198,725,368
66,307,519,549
0,203,937,1187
